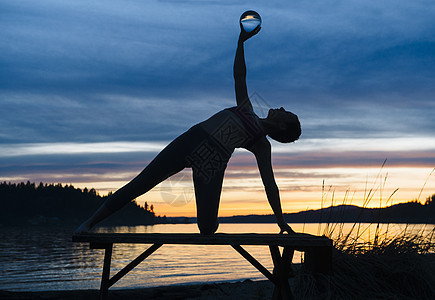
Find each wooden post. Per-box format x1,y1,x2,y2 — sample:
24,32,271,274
100,244,113,300
269,246,294,300
231,244,277,284
108,243,162,287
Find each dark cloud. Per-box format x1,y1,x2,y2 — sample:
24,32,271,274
1,1,434,189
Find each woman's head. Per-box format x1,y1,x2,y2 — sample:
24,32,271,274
264,107,301,143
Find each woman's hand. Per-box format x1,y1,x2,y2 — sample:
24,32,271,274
278,222,296,235
238,23,261,43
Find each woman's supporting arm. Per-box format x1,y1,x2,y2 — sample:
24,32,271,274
252,139,295,234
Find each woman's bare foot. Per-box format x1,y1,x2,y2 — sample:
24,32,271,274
74,204,113,233
74,221,92,233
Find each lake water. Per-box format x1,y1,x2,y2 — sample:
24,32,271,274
0,223,433,292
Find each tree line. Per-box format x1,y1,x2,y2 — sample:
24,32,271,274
1,181,433,226
0,181,159,226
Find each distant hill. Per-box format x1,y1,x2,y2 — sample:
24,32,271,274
220,198,435,224
0,181,159,226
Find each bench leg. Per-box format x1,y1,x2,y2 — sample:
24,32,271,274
100,244,113,300
270,246,295,300
231,244,277,284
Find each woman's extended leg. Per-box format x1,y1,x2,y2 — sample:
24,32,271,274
75,157,185,232
75,130,197,233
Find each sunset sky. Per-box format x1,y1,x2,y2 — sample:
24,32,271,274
1,0,434,217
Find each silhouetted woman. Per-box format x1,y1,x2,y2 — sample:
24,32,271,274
76,23,301,235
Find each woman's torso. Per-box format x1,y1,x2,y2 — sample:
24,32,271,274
197,106,265,153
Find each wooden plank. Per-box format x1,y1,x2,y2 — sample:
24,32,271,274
73,233,332,248
90,242,112,249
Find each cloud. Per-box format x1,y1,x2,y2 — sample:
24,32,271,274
1,0,434,200
1,136,433,187
0,141,167,158
3,0,434,99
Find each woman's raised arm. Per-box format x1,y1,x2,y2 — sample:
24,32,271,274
233,24,260,108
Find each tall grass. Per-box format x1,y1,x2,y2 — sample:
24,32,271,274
317,161,433,253
294,164,435,299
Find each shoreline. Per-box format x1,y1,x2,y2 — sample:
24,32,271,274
0,279,275,300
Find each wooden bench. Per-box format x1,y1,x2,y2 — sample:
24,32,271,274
72,232,332,300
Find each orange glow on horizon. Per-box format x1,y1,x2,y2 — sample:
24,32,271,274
131,166,434,217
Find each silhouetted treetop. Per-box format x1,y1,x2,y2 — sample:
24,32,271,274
0,181,158,226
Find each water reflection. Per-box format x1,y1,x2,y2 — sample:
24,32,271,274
0,225,102,291
0,223,433,291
